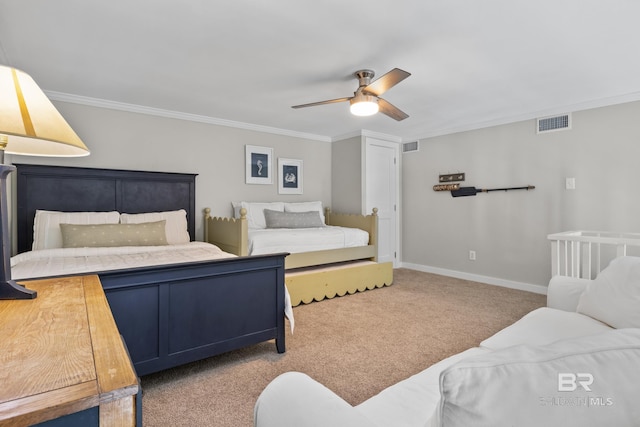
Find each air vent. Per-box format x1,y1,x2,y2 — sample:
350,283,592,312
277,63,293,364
537,113,571,134
402,141,419,153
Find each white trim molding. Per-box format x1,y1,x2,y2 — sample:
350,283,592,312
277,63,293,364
409,91,640,141
45,90,332,143
401,262,548,295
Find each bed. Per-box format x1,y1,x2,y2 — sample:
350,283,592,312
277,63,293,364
12,163,289,377
205,201,393,306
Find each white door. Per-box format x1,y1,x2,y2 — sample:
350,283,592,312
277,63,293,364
364,138,399,266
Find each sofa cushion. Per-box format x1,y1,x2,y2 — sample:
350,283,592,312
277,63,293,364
255,372,377,427
355,348,488,427
577,256,640,328
480,307,612,350
430,328,640,427
546,275,590,312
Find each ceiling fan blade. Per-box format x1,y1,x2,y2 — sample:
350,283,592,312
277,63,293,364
363,68,411,96
378,98,409,121
291,97,352,109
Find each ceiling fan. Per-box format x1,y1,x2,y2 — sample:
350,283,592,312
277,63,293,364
291,68,411,121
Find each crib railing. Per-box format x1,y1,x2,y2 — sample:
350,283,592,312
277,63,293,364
548,231,640,279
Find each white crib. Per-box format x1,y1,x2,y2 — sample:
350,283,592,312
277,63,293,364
548,231,640,279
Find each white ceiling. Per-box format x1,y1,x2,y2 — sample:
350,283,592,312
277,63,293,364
2,1,640,142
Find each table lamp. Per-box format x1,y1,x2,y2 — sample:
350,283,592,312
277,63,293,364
0,65,90,299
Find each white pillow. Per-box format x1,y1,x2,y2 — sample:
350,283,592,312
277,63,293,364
479,307,612,350
576,256,640,328
120,209,190,245
231,202,284,229
431,328,640,427
32,210,120,250
284,201,325,224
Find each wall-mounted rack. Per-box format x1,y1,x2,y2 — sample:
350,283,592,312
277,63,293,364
451,185,535,197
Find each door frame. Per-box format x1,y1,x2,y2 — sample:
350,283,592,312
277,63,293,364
362,137,401,268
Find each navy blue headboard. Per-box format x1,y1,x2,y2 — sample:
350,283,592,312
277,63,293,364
15,164,197,254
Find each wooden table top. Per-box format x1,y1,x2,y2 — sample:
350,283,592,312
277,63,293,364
0,275,138,426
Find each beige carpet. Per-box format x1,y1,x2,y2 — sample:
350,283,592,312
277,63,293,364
141,268,546,426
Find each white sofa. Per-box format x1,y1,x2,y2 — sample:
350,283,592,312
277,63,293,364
254,256,640,427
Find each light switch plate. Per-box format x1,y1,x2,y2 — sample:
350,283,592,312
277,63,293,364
566,177,576,190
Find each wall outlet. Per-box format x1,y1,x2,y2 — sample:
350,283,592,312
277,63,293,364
469,250,476,261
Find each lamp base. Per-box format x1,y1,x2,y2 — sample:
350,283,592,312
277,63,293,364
0,279,37,299
0,162,36,299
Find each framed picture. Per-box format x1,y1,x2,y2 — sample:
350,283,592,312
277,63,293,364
245,145,273,184
278,158,303,194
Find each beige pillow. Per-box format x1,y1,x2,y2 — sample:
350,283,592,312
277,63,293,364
60,221,168,248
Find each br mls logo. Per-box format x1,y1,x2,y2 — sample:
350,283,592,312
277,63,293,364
558,373,593,392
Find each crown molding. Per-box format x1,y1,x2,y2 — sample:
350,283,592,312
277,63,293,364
331,129,402,143
46,89,638,144
411,92,640,141
45,91,332,143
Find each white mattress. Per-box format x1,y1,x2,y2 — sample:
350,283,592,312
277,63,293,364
10,241,235,280
248,225,369,255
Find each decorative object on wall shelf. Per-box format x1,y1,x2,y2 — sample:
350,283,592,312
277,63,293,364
433,183,460,191
245,145,273,185
451,185,535,197
439,173,465,183
278,158,303,194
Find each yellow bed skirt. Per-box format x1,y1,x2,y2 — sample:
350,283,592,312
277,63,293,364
285,261,393,306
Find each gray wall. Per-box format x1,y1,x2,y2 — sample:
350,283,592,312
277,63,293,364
402,100,640,289
331,135,362,214
8,101,332,241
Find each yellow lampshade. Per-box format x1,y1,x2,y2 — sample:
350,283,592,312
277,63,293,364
349,94,379,117
0,66,89,157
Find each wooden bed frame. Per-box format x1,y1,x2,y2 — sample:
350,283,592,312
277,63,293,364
14,164,287,377
204,206,393,306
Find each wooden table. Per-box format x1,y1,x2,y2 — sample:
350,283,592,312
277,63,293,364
0,275,139,426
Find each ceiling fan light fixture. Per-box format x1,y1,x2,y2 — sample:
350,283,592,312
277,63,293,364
350,94,379,117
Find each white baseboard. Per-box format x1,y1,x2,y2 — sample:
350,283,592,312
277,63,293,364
400,262,548,295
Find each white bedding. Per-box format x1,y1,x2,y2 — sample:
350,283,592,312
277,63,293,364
248,225,369,255
11,242,235,280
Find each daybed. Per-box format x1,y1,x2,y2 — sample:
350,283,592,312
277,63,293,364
254,255,640,427
205,201,393,305
12,164,290,377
